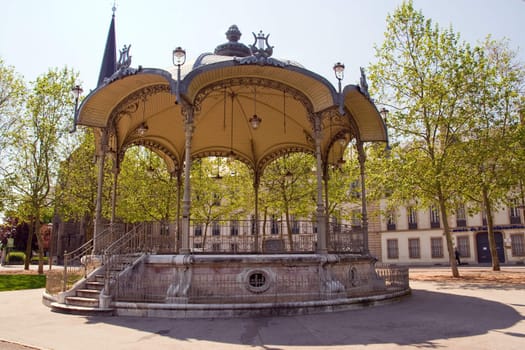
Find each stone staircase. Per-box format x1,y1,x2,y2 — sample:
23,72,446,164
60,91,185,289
51,254,144,316
50,272,114,316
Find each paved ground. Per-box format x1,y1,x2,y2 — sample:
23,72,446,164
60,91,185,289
0,265,524,349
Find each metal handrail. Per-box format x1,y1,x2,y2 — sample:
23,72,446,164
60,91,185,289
62,225,114,292
102,223,150,297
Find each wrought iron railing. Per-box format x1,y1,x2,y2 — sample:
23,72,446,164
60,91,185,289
188,219,364,253
102,223,151,297
61,225,115,292
110,260,410,304
374,263,410,292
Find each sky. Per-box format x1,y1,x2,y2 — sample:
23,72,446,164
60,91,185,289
1,0,524,94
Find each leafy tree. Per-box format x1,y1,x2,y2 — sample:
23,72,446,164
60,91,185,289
260,153,316,248
189,157,251,247
4,67,78,273
325,144,361,222
369,1,481,277
459,38,525,270
54,129,98,240
0,58,26,210
117,146,179,223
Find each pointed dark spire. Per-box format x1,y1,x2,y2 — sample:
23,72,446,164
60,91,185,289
97,9,117,86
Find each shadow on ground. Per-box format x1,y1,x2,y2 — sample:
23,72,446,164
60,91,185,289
83,289,524,348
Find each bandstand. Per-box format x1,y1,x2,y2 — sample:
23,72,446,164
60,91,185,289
44,23,409,317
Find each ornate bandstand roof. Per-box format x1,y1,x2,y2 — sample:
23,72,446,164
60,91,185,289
76,24,387,174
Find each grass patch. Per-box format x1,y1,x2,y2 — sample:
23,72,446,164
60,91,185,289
0,274,46,291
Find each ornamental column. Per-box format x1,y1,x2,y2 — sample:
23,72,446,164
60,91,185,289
94,128,108,254
314,114,327,254
357,140,369,254
180,106,194,254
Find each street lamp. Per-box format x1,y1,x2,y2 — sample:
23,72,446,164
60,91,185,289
70,84,83,133
333,62,345,93
333,62,345,114
172,46,186,104
379,107,389,122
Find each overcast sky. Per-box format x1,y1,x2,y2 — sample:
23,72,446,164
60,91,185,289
1,0,524,92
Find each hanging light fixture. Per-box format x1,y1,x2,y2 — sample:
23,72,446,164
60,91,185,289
249,86,262,129
137,97,148,136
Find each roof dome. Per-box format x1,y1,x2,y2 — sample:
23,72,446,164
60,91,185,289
214,24,252,57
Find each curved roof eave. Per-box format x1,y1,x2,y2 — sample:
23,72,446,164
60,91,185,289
342,85,388,143
179,59,340,114
76,67,177,128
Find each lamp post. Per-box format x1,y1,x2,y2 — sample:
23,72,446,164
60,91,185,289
333,62,345,114
70,84,83,132
379,107,389,124
172,46,186,104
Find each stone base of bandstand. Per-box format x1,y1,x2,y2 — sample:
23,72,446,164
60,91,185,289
109,254,410,318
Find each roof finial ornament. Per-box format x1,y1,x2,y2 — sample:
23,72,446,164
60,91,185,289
117,44,132,70
112,1,117,16
359,67,370,100
235,29,286,67
250,30,273,58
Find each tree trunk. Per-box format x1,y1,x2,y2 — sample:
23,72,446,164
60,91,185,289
438,192,459,277
285,209,293,251
24,219,35,270
483,187,500,271
34,220,45,275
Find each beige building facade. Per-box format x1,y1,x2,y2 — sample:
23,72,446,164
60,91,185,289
375,201,525,265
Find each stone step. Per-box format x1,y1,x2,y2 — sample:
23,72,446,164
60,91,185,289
76,289,101,298
50,302,114,316
66,296,99,308
86,281,104,291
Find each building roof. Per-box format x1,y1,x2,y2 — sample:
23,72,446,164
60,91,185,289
76,25,387,174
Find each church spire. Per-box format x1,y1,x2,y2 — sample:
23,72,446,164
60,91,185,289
97,4,117,87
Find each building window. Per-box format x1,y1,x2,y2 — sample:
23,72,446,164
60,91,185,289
431,237,444,258
194,224,203,236
351,209,361,228
251,215,256,235
408,207,417,229
408,238,421,259
457,236,470,258
212,243,221,252
350,180,361,199
291,215,300,234
430,205,440,228
387,210,396,231
230,219,239,236
270,215,279,235
212,221,221,236
511,234,525,256
387,239,399,259
456,205,467,227
509,199,522,224
213,193,221,206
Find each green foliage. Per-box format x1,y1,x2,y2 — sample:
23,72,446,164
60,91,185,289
368,1,487,276
0,57,27,211
117,146,180,223
0,274,46,291
54,130,97,225
1,66,79,272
